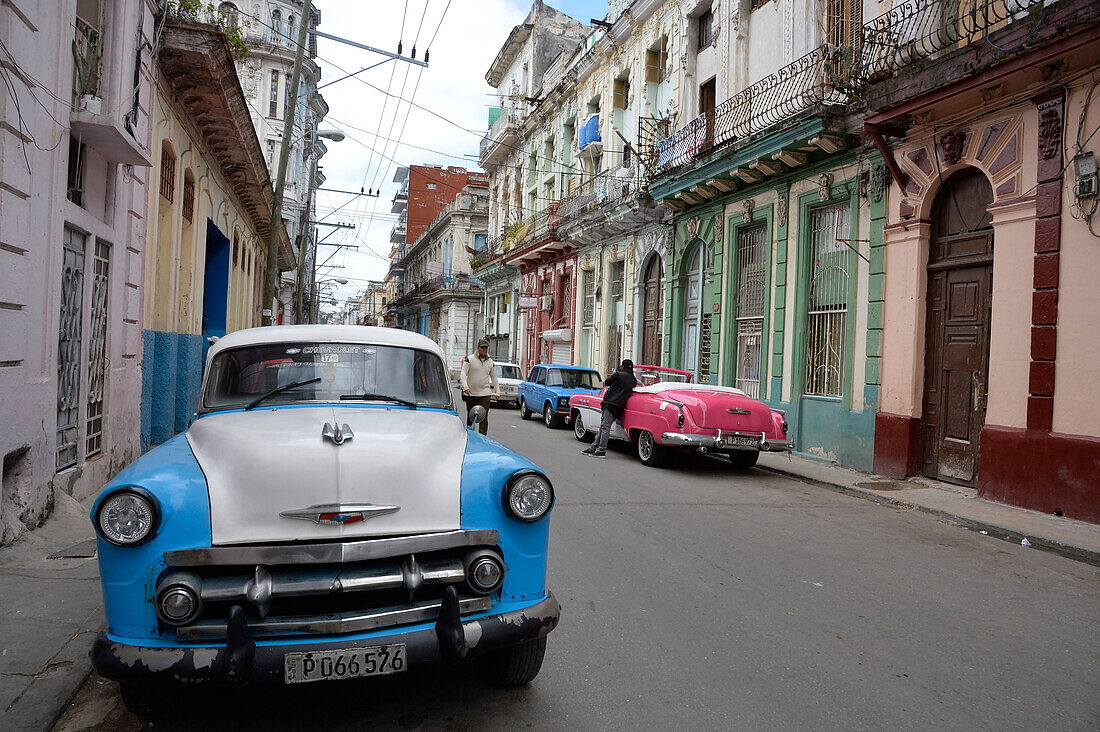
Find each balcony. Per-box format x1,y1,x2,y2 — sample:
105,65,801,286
857,0,1044,82
479,110,523,168
390,222,406,244
649,45,853,178
857,0,1098,116
578,113,602,158
391,189,408,213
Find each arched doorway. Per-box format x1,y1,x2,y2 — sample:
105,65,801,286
921,168,994,486
641,256,663,365
681,244,703,374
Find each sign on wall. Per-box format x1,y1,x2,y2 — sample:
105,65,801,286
519,296,538,309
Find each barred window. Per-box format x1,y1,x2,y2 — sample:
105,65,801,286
805,203,850,397
232,232,239,266
182,175,195,223
159,145,175,202
582,269,596,327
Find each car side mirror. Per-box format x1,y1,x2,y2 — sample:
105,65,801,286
468,405,487,427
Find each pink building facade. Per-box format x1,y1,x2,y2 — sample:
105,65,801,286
868,0,1100,522
0,0,154,543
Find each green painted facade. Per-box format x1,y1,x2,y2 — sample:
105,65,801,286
652,137,887,472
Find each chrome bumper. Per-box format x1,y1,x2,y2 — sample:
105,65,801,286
660,430,794,453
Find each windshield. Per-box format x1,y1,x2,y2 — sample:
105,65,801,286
546,369,600,389
635,368,692,387
202,342,453,411
496,365,522,380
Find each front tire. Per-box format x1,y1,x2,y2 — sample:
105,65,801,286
519,398,532,420
543,404,560,429
728,450,760,470
477,636,547,687
636,430,666,467
119,683,177,716
573,410,587,441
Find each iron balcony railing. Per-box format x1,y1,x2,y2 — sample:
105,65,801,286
856,0,1046,81
493,169,645,254
479,110,523,161
650,44,854,177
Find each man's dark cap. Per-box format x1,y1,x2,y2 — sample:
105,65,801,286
621,359,634,370
477,338,489,348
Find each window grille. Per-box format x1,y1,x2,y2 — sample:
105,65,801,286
699,313,712,382
735,224,767,398
805,203,850,397
86,240,109,457
269,70,279,116
232,233,239,266
57,228,85,471
159,146,175,202
582,269,595,327
182,176,195,223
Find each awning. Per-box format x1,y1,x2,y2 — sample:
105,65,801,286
540,328,572,343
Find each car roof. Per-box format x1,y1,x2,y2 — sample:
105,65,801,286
495,361,521,368
206,325,447,363
532,364,599,371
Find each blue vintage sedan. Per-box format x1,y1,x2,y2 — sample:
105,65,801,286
88,326,559,715
517,364,602,428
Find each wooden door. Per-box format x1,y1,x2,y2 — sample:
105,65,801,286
642,257,663,365
700,78,716,149
921,169,994,487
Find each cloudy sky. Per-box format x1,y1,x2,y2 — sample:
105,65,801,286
309,0,606,309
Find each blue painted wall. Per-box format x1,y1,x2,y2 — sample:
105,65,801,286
141,331,204,449
766,378,877,471
141,221,231,450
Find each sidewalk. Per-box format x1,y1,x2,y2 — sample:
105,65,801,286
0,490,103,732
757,451,1100,566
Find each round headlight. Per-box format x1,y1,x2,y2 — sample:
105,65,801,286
96,488,159,546
504,472,554,522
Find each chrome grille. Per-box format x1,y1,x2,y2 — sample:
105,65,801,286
159,531,500,641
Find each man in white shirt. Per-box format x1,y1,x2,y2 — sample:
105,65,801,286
460,338,498,435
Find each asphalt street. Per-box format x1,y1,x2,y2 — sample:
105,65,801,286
55,404,1100,731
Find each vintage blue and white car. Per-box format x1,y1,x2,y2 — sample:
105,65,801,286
517,364,602,428
90,326,559,714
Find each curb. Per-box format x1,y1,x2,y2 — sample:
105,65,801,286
756,464,1100,568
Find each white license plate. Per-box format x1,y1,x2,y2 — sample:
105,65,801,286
731,435,758,447
284,644,406,684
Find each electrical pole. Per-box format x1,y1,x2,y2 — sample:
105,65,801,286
295,127,319,324
262,0,313,327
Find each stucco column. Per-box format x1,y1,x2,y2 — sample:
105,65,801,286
878,220,930,419
985,197,1038,430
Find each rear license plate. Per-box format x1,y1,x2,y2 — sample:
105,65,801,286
731,435,758,447
284,644,406,684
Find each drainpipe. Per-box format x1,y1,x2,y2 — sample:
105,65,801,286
864,123,910,189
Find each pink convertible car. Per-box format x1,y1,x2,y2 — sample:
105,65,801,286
568,366,792,469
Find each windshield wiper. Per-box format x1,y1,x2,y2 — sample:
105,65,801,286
245,377,322,411
339,392,417,409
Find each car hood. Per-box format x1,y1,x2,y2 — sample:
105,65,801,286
658,388,774,432
187,406,466,545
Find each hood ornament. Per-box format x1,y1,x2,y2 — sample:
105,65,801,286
322,422,354,445
727,407,751,415
280,503,400,526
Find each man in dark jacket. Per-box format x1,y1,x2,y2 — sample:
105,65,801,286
582,359,637,458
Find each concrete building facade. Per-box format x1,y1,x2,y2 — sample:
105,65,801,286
141,13,293,449
1,0,155,543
